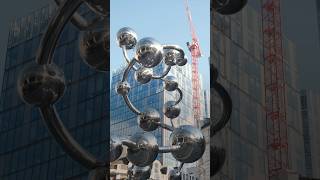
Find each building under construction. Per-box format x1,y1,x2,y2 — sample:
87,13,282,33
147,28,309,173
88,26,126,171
211,2,305,179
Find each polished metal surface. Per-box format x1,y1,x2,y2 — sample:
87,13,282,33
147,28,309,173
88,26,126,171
17,63,66,106
117,27,138,50
138,108,161,131
79,28,108,72
128,164,152,180
135,37,164,68
169,125,205,163
110,137,124,162
127,132,159,167
116,81,131,96
164,101,181,119
164,49,179,66
134,67,153,84
175,57,188,66
164,75,178,91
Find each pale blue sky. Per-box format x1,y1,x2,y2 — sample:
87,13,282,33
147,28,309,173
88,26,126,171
110,0,210,90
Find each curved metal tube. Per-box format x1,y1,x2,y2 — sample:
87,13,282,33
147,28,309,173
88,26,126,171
152,65,171,79
122,139,138,149
123,95,142,115
158,145,181,153
156,122,174,132
121,59,136,82
53,0,101,30
163,44,185,59
121,46,139,71
37,0,83,64
175,88,183,105
210,82,232,136
39,105,104,169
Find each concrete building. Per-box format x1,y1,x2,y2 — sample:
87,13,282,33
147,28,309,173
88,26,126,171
211,2,305,180
300,89,320,178
0,4,109,180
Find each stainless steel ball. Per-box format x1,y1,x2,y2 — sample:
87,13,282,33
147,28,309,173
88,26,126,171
134,67,153,84
138,108,161,132
110,137,123,162
164,49,179,66
127,132,159,167
129,165,152,180
164,101,181,119
79,28,108,72
117,27,138,50
169,125,205,163
84,0,108,16
164,76,178,91
116,81,130,95
175,57,188,66
17,62,66,106
135,37,164,68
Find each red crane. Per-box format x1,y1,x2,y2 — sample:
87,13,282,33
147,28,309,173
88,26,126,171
261,0,289,178
184,0,202,126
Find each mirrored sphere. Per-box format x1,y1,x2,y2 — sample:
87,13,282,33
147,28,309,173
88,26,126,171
127,132,159,167
110,137,123,162
164,101,181,119
175,57,188,66
135,37,163,68
164,49,180,66
169,125,205,163
116,81,131,95
164,76,178,91
134,67,153,84
17,62,66,106
79,28,108,72
117,27,138,49
138,108,161,131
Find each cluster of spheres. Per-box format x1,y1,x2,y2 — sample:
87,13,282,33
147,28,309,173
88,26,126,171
110,27,206,179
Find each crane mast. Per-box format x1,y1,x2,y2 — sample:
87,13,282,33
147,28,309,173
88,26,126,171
261,0,289,178
184,0,202,126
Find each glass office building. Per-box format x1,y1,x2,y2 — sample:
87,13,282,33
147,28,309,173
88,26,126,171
110,62,195,168
0,4,108,180
211,2,305,180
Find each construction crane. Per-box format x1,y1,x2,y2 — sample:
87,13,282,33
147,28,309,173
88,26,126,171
261,0,289,179
184,0,202,127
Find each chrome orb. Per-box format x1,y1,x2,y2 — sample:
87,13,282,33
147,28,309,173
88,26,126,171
84,0,108,16
168,169,181,180
169,125,205,163
164,76,178,91
129,165,152,180
164,101,181,119
135,37,164,68
164,49,180,66
127,132,159,167
175,57,188,66
17,62,66,106
79,28,108,72
117,27,138,49
134,67,153,84
138,108,161,132
116,81,131,95
110,137,123,162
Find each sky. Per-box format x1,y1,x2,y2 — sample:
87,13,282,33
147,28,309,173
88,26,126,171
110,0,210,91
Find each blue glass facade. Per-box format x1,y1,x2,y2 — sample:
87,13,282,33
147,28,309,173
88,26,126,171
0,5,108,180
110,62,194,168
